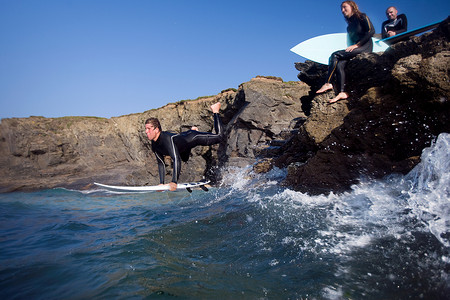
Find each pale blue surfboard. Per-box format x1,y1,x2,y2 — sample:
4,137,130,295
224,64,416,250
290,33,389,65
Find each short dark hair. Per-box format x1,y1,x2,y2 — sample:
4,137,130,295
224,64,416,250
145,117,162,131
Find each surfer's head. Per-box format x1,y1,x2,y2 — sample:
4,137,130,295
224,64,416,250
385,6,398,21
341,1,362,20
145,117,162,141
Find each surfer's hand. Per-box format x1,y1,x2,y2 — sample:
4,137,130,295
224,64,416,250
387,31,397,37
346,44,358,52
156,183,166,192
168,182,177,191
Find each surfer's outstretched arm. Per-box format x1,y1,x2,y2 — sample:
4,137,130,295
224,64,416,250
154,152,166,184
168,136,182,184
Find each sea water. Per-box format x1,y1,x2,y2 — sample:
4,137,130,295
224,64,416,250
1,133,449,299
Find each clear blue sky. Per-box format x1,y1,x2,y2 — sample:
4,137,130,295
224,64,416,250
1,0,448,119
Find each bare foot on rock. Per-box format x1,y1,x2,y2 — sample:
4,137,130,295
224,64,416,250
316,83,333,94
329,92,348,103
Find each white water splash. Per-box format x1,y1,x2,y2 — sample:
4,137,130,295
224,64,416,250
219,165,287,191
219,133,449,252
404,132,450,247
231,133,449,299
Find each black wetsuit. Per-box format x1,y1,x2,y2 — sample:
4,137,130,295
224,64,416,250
381,14,407,39
326,13,375,92
151,113,225,184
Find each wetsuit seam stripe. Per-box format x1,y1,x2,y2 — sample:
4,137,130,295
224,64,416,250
366,15,372,32
328,60,338,83
155,152,165,183
191,133,220,140
170,134,179,182
214,113,223,136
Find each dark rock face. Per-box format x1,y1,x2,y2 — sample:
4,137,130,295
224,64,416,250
220,77,309,170
0,19,448,194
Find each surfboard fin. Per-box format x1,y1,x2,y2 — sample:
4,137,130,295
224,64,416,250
200,185,209,192
186,187,193,193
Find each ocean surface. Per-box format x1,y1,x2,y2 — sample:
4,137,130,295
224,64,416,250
1,133,449,299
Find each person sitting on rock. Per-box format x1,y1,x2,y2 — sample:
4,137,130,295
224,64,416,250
382,6,408,39
145,102,225,191
316,1,375,103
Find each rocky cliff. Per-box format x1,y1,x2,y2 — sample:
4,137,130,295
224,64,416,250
0,78,309,193
0,19,448,194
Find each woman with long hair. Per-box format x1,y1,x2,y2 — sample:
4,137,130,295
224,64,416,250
316,1,375,103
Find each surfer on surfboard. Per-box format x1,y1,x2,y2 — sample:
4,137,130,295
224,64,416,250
316,1,375,103
145,102,225,191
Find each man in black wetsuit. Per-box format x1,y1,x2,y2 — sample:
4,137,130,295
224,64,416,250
145,102,224,191
381,6,407,39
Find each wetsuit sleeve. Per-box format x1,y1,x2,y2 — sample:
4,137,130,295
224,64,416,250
381,20,389,39
356,14,375,46
167,135,181,184
397,14,408,34
154,152,166,184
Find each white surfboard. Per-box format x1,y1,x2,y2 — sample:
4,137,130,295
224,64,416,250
290,33,389,65
94,181,210,193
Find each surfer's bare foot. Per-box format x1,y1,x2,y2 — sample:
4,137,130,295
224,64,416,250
316,83,333,94
191,126,199,131
329,92,348,103
211,102,221,114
